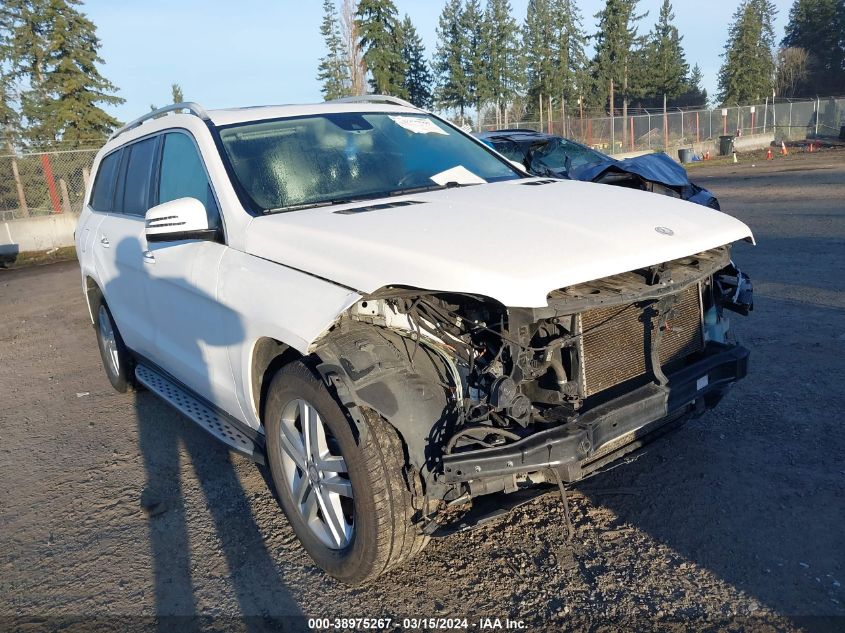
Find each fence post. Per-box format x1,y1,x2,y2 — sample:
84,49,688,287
59,178,72,214
815,96,820,136
663,94,668,152
40,154,62,214
763,97,768,134
646,109,651,149
696,111,700,144
9,155,30,218
629,116,634,151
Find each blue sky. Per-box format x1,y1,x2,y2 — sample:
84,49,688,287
86,0,793,122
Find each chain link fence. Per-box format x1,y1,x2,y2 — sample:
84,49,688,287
482,96,845,156
1,147,99,222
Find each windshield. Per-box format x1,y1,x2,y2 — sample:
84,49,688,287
530,138,609,174
218,112,520,212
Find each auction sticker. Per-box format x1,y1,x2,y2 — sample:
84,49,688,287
390,115,449,135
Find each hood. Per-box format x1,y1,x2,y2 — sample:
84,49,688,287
243,178,753,308
567,152,693,188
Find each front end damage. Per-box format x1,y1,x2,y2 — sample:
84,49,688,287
313,245,753,533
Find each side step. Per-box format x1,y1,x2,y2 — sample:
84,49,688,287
135,364,261,462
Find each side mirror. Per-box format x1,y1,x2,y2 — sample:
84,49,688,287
145,198,215,243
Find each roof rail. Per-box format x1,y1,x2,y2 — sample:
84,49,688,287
325,94,420,110
108,102,210,142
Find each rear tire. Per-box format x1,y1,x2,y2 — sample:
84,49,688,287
94,294,136,393
265,361,428,584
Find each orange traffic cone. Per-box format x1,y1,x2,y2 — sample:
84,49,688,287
781,141,788,156
766,147,773,160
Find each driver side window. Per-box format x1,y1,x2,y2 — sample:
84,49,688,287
158,132,221,230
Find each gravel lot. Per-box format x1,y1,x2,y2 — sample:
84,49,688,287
2,151,844,632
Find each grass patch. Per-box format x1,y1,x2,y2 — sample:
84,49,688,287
0,245,77,269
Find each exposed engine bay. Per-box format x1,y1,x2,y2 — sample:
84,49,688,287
315,244,753,528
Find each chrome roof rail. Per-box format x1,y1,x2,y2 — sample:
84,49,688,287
108,102,210,142
325,94,420,110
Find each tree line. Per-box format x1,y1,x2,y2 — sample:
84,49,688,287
320,0,845,124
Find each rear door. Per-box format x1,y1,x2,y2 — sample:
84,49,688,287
144,130,242,416
95,136,159,357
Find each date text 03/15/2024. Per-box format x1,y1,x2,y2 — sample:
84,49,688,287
307,617,527,630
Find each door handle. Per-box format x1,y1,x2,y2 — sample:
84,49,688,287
99,235,110,248
142,250,155,263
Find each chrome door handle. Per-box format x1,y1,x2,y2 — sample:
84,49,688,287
99,235,110,248
142,250,155,263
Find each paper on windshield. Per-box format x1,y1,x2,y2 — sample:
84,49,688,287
389,115,449,135
429,165,487,186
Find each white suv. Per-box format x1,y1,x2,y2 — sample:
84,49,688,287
76,96,754,584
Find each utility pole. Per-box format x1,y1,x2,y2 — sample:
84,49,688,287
663,93,668,152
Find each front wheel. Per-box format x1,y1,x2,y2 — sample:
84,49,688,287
265,361,427,584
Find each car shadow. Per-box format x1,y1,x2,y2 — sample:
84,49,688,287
103,236,305,631
572,235,845,631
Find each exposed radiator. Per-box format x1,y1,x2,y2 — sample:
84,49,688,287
578,284,703,397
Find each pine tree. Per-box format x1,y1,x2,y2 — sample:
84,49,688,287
433,0,470,117
551,0,589,106
481,0,522,120
640,0,688,105
400,16,432,108
523,0,556,114
591,0,646,144
461,0,486,119
355,0,406,96
318,0,350,99
171,83,184,104
781,0,845,95
675,63,708,107
6,0,123,147
717,0,777,105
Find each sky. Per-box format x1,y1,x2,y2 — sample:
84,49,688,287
86,0,794,123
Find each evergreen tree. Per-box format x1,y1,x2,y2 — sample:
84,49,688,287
781,0,845,95
523,0,556,113
591,0,646,144
400,16,432,108
355,0,406,96
551,0,589,106
461,0,486,118
640,0,688,105
433,0,470,117
717,0,777,105
6,0,122,147
675,63,708,107
481,0,522,119
171,83,184,104
318,0,350,99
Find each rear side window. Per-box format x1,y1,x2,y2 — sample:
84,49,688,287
120,137,158,216
158,132,220,229
90,150,121,211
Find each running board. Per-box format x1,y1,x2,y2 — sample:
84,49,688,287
135,364,261,463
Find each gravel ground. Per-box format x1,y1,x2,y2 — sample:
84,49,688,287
1,151,844,632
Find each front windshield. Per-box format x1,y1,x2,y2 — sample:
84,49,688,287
530,138,609,174
218,112,520,212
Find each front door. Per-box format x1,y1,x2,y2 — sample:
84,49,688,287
144,131,243,417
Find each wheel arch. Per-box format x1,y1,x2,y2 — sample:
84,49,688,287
250,336,304,426
84,275,103,323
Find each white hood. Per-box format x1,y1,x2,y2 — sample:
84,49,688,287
243,178,753,308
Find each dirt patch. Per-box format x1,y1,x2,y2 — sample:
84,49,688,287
1,155,844,631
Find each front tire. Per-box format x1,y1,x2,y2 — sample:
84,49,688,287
265,361,427,584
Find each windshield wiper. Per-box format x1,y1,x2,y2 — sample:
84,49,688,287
264,198,371,214
263,182,477,214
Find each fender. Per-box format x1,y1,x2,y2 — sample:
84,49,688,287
313,319,461,480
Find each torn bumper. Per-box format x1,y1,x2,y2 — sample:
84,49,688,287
441,343,749,485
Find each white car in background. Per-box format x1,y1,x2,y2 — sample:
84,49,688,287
76,96,754,584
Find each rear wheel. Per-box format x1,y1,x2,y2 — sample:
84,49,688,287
265,361,428,584
94,295,136,393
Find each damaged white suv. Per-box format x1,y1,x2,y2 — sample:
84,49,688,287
76,96,754,584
